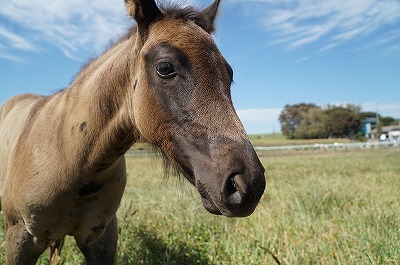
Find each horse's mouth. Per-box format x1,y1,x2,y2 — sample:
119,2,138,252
196,180,224,215
195,177,263,218
168,138,265,217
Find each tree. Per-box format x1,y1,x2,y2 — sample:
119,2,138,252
344,104,361,114
279,103,318,138
325,107,361,138
380,116,397,126
359,112,397,126
359,111,378,121
296,107,328,139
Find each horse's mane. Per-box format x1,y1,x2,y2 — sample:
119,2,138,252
161,4,215,33
120,3,215,42
73,3,213,86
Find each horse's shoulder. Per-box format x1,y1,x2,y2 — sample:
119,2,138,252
0,94,44,121
0,94,45,160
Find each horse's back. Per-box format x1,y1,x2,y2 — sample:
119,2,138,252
0,94,43,198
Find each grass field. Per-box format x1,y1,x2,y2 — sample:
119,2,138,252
124,133,356,152
1,148,399,264
248,133,357,147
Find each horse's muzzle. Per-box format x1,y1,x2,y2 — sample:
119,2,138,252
195,157,266,217
167,134,266,217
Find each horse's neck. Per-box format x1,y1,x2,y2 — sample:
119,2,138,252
56,37,138,168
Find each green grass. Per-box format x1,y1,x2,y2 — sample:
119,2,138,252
1,148,399,264
130,134,358,153
248,133,356,147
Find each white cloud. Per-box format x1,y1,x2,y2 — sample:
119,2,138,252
0,26,37,51
317,42,340,53
291,56,310,63
237,108,281,122
360,102,400,117
233,0,400,56
357,28,400,58
0,0,129,60
237,108,282,134
0,0,214,62
0,51,26,63
2,0,400,61
319,101,400,119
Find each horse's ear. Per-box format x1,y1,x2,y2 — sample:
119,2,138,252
125,0,162,28
202,0,221,29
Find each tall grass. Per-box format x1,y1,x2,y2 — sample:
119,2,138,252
248,133,356,147
0,149,399,264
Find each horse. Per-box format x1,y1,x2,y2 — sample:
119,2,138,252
0,0,266,263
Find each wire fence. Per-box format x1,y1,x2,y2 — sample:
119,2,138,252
254,140,400,152
125,140,400,157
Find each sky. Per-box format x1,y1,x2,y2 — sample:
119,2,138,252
1,0,399,134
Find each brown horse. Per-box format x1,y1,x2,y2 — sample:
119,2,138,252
0,0,266,264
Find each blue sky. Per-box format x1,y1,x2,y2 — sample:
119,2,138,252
1,0,399,134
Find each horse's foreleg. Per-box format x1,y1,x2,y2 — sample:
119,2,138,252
75,216,118,265
49,237,64,265
5,221,47,265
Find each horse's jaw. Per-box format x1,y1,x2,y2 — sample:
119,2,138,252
166,135,266,218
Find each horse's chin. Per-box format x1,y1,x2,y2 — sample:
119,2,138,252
201,198,223,215
195,179,259,218
200,197,257,217
193,179,221,215
196,180,245,217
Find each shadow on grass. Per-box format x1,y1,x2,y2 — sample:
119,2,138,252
118,225,213,265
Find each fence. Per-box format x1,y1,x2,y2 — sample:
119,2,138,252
254,140,400,152
125,140,399,157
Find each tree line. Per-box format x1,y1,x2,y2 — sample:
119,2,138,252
279,103,398,139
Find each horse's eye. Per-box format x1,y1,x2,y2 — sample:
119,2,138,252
156,62,177,79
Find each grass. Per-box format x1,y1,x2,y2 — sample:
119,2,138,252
1,148,399,264
128,134,357,153
248,133,357,147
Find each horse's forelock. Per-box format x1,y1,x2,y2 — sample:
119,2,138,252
160,4,215,33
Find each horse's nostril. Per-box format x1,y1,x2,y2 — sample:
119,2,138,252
229,190,242,204
232,175,247,194
224,173,247,204
223,174,247,205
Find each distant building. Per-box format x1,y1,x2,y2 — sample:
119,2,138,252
368,124,400,141
362,117,378,135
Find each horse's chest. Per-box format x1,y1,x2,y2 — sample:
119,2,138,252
72,175,126,234
19,172,126,242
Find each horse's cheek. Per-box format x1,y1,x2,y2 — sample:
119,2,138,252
132,95,165,142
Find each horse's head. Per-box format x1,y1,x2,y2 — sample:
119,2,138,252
126,0,265,217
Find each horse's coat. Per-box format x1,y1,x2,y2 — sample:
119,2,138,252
0,0,266,264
